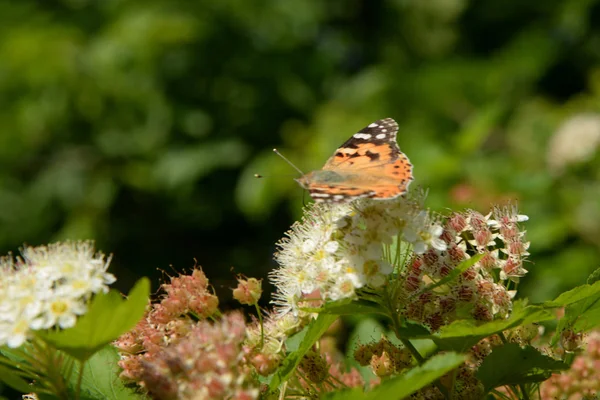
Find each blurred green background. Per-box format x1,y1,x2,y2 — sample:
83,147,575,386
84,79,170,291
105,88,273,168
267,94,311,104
1,0,599,304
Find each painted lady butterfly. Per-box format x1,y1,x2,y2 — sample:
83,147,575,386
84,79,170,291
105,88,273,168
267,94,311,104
296,118,413,203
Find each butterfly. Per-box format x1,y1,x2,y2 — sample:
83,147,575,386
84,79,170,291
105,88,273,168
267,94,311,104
295,118,413,203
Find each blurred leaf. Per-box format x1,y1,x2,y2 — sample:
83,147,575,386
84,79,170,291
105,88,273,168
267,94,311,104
154,140,249,189
324,352,467,400
39,278,150,362
543,280,600,308
551,282,600,346
455,102,505,155
588,268,600,285
477,344,568,392
431,301,554,351
395,319,432,339
319,299,384,316
73,345,148,400
0,363,34,394
236,148,297,219
268,314,337,393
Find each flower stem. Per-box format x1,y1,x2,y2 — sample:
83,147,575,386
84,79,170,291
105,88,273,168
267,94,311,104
254,303,265,348
388,308,450,398
75,360,85,400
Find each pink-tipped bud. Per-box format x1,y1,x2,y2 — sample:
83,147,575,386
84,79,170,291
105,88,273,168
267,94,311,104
561,329,583,352
370,351,394,377
233,277,262,305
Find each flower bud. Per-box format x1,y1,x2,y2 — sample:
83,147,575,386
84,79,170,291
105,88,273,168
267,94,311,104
233,277,262,305
370,351,394,377
299,351,328,383
561,329,583,352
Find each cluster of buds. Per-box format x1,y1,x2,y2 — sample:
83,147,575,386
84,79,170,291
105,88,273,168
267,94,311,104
354,337,413,377
396,205,529,331
407,364,483,400
115,269,260,399
139,312,258,400
296,349,364,393
540,331,600,399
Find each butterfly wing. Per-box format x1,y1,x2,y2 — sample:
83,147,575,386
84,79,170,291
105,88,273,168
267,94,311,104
322,118,403,171
307,118,413,202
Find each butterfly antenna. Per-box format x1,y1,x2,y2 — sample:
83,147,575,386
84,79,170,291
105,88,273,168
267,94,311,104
273,148,305,176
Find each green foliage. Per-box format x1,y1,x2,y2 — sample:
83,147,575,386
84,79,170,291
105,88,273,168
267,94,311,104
543,280,600,309
268,314,338,393
0,364,34,394
587,268,600,285
549,281,600,345
319,299,385,316
325,352,467,400
431,301,554,351
71,345,147,400
39,278,150,361
477,344,568,392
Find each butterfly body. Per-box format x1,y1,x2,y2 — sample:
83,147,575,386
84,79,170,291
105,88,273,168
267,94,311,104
296,118,413,203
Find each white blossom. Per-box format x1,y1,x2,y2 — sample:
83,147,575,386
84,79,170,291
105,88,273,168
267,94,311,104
271,192,442,315
0,241,115,348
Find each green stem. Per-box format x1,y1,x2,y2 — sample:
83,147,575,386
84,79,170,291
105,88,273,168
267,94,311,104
564,351,575,365
75,360,85,400
254,303,265,349
389,309,450,398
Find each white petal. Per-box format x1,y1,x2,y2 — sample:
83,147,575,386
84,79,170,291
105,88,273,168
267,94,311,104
324,241,339,254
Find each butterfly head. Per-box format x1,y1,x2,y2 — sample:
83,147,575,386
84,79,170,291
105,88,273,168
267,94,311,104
296,170,346,188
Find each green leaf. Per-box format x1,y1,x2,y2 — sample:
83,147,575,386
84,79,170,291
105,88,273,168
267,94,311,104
395,319,431,339
1,343,77,398
455,102,505,155
268,313,337,393
477,343,568,392
320,299,384,316
431,301,554,351
587,268,600,285
39,278,150,362
325,352,466,400
323,387,365,400
543,280,600,308
284,324,309,353
0,363,35,393
413,254,483,298
366,352,466,400
72,345,148,400
551,284,600,346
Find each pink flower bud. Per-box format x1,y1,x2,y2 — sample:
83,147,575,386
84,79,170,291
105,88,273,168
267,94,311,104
233,277,263,305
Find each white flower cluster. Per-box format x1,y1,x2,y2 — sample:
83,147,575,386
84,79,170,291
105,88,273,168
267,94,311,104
0,241,116,348
271,192,446,316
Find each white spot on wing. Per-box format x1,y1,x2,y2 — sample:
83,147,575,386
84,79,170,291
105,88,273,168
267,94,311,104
333,195,345,201
375,133,386,139
368,123,379,128
311,193,330,198
354,133,372,140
